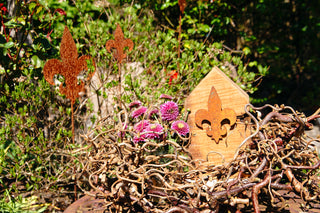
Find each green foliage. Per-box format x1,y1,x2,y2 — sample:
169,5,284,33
0,72,75,191
0,1,60,76
112,0,267,105
232,0,320,111
0,190,48,213
0,0,82,207
126,0,320,112
129,0,233,40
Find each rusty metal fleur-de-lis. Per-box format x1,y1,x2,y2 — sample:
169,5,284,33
43,26,96,143
105,24,134,64
195,86,237,144
105,24,133,108
178,0,186,15
43,26,96,104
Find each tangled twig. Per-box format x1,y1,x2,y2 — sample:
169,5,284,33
68,104,320,212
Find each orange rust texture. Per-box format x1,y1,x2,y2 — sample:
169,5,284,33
105,24,134,64
195,86,237,144
178,0,186,15
43,26,96,104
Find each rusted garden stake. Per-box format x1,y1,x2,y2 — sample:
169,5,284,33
43,26,96,143
106,24,134,108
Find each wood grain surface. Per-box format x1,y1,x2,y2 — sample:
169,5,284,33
185,67,250,164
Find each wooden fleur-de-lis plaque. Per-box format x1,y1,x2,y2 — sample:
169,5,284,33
195,86,237,144
185,67,250,165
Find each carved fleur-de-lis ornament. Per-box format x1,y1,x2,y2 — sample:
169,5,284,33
43,26,96,104
105,24,134,64
195,86,237,144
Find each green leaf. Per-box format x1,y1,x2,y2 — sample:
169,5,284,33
28,2,37,12
197,23,211,33
4,19,23,28
17,17,26,26
301,26,308,32
36,5,44,14
243,47,251,55
0,41,14,49
248,61,258,67
160,0,178,10
31,55,43,68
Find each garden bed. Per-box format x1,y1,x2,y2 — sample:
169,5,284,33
61,103,320,213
